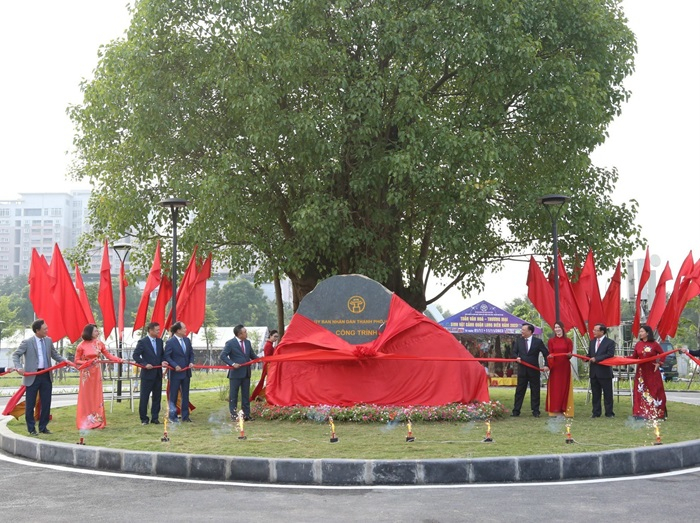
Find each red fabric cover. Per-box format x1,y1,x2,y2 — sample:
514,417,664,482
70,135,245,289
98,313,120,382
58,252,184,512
266,294,490,406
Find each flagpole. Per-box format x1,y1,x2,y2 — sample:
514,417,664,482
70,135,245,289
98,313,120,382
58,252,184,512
113,243,132,403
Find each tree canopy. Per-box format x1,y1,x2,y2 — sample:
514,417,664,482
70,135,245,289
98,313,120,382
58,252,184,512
70,0,641,311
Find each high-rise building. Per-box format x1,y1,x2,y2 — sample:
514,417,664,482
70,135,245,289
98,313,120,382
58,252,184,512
0,191,293,306
0,190,122,279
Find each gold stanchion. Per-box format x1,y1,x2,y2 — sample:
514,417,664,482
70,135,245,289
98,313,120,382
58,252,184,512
161,417,170,442
482,419,493,443
237,409,247,440
405,419,415,442
329,416,338,443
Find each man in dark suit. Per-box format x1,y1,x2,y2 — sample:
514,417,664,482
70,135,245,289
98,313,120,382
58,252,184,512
588,323,616,418
133,322,167,425
511,323,549,417
220,324,258,421
164,321,195,422
12,319,72,435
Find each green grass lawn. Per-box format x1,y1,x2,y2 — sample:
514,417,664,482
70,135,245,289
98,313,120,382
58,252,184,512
5,386,699,459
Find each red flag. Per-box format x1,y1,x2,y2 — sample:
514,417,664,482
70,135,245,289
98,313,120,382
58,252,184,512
98,240,116,339
646,262,672,330
151,273,172,332
658,252,694,339
166,246,199,327
554,255,587,335
47,244,89,342
182,253,212,334
526,256,555,328
133,241,162,332
601,261,622,327
118,259,129,338
28,249,66,337
674,252,694,292
632,248,651,334
571,250,595,320
665,259,700,338
587,253,605,336
75,263,96,324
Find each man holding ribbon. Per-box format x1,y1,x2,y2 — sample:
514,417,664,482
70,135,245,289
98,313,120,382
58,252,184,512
221,324,258,421
133,322,167,425
164,322,195,423
588,323,616,418
12,319,71,435
511,323,549,418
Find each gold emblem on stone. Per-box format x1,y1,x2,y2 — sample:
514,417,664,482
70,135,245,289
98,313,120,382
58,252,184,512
347,295,366,314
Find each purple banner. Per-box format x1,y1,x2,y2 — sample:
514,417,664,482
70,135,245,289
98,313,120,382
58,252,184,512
439,300,543,335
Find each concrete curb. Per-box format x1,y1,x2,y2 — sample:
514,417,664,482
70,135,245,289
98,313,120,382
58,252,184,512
2,418,699,485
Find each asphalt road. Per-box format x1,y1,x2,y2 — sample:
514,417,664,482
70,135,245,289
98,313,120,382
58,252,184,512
0,453,697,522
1,390,698,522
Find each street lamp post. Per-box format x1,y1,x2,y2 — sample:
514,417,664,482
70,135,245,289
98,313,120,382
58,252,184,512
538,194,571,324
113,242,132,402
159,198,188,324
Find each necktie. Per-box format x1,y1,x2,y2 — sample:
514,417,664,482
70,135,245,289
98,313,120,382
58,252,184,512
240,340,246,354
151,338,157,355
596,338,601,351
180,338,186,354
526,338,531,353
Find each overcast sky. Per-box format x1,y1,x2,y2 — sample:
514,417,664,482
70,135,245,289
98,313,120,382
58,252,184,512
1,1,698,314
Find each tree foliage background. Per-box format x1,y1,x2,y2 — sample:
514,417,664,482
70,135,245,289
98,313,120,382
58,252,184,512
70,0,641,311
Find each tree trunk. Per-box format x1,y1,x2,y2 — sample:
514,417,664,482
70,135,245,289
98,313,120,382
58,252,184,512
290,274,320,312
273,269,285,336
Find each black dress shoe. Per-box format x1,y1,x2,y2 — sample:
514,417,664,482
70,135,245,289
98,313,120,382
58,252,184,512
244,416,254,422
28,431,38,436
182,418,193,423
605,414,615,418
532,412,540,418
39,429,53,434
141,421,149,425
510,412,520,417
150,420,161,425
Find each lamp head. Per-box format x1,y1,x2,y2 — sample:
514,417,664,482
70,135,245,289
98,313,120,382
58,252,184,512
538,194,570,207
159,197,189,210
112,242,132,262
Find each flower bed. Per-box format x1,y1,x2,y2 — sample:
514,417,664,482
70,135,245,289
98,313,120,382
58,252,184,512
251,401,506,423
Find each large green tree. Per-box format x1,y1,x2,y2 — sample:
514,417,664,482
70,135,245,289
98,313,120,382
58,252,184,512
210,279,275,327
70,0,640,311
